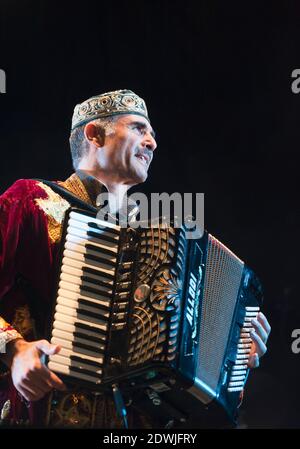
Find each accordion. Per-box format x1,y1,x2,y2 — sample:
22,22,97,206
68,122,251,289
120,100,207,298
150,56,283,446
47,208,263,426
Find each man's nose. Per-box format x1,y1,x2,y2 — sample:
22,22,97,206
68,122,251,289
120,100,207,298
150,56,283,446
143,133,157,152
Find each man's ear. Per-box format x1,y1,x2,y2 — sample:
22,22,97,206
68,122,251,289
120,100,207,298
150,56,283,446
84,123,105,147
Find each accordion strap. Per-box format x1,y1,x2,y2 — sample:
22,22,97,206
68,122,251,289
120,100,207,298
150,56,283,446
32,178,98,213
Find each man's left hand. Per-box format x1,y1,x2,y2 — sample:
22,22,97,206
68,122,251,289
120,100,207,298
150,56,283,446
248,312,271,369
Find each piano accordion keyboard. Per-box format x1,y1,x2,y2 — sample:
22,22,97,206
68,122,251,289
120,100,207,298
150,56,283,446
48,210,121,385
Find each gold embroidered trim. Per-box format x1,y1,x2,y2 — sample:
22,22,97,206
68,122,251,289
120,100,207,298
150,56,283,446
57,174,93,205
0,317,10,330
35,182,71,223
46,390,95,428
0,329,23,353
1,400,11,421
12,305,35,338
34,175,93,244
35,182,71,244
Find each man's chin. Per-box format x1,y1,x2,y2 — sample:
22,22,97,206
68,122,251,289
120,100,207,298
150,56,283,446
132,163,149,183
134,171,148,184
124,170,148,186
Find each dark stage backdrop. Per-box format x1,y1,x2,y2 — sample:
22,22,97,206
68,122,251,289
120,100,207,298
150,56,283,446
0,0,299,428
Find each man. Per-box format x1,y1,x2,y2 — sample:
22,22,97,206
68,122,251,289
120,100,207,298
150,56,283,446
0,89,271,427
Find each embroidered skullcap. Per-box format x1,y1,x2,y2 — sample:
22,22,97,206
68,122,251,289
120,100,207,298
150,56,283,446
71,89,149,130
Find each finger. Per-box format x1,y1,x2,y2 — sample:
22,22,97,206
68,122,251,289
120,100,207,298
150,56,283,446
40,365,66,391
257,312,271,337
35,339,61,356
26,371,54,393
248,353,260,369
18,383,46,402
48,371,67,391
250,329,267,357
251,318,268,344
22,378,48,397
16,386,36,402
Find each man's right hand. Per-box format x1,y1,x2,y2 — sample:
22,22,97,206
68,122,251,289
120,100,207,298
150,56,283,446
5,338,66,402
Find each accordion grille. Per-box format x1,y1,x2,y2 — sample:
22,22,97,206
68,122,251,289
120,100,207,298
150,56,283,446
127,226,184,366
197,234,244,393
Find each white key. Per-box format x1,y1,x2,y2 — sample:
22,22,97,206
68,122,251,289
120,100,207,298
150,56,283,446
240,333,251,338
62,256,115,280
229,381,245,387
235,359,249,365
232,364,248,370
57,297,109,319
51,336,103,359
238,337,252,344
229,375,245,382
69,211,120,232
241,327,253,333
54,312,107,332
237,343,252,349
53,320,106,340
67,226,118,248
60,272,113,293
55,304,108,324
61,265,113,291
236,354,250,360
49,354,102,375
242,322,253,328
66,233,118,254
228,386,243,392
57,296,110,318
55,345,104,362
245,312,258,318
231,368,247,375
52,328,106,351
48,361,102,384
63,249,115,270
58,286,110,305
64,241,117,263
236,348,251,355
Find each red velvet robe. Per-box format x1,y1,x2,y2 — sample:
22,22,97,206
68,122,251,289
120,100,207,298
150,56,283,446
0,178,65,424
0,174,123,426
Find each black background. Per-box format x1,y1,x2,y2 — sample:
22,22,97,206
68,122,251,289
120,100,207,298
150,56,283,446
0,0,300,428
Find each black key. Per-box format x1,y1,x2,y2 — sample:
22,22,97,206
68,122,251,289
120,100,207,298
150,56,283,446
72,341,105,355
84,252,116,268
85,243,117,258
73,331,106,344
83,266,114,281
75,306,109,322
80,284,112,299
88,221,119,236
81,275,113,291
69,365,101,379
74,322,107,338
78,298,110,312
70,354,103,369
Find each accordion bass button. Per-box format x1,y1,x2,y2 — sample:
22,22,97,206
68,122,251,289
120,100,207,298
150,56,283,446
134,284,151,302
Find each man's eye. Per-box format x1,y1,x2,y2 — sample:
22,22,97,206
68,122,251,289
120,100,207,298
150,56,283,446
133,126,144,134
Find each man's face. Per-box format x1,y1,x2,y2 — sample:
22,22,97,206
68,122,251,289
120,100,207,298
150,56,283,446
95,114,157,185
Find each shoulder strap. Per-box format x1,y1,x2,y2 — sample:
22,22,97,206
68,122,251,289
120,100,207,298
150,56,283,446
32,178,98,213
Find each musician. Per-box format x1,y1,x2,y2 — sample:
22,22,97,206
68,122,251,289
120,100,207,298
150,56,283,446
0,89,271,427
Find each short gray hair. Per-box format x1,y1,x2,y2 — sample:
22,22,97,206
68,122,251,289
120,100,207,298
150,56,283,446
69,116,117,169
